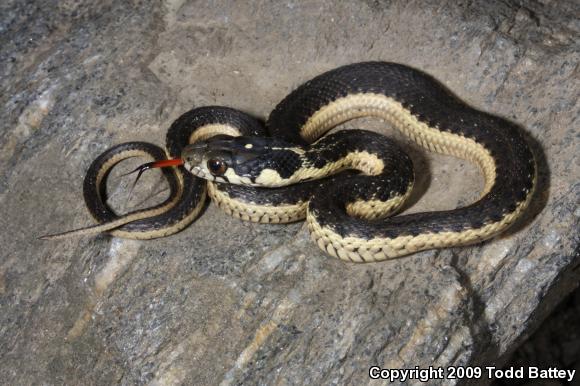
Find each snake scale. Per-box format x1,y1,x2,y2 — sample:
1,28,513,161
43,62,536,262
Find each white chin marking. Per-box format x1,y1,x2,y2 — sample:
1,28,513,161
254,169,284,187
190,166,209,180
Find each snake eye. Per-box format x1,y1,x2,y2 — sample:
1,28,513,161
207,159,228,176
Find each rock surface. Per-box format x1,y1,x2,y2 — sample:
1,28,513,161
497,287,580,386
0,0,578,385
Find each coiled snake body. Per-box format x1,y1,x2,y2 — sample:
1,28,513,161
43,62,536,262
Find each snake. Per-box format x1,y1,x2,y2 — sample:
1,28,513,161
42,62,536,262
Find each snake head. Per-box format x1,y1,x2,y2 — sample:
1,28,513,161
182,135,302,186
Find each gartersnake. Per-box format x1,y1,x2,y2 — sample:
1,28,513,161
42,62,536,262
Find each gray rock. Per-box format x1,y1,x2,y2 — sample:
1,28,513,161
0,0,578,385
500,287,580,386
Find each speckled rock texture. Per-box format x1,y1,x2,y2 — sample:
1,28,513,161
0,0,578,385
497,288,580,386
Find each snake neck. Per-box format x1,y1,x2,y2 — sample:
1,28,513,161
244,130,411,188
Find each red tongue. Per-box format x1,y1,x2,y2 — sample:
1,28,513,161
121,157,184,187
121,158,184,178
121,158,185,203
150,158,184,168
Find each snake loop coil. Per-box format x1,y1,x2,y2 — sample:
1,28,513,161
43,62,536,262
